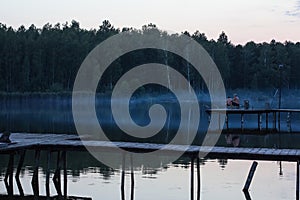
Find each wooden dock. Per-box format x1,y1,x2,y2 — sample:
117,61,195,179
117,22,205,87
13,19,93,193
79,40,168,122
206,108,300,132
2,133,300,161
2,133,300,199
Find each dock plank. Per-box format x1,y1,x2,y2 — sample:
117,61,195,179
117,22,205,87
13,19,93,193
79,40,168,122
1,133,300,161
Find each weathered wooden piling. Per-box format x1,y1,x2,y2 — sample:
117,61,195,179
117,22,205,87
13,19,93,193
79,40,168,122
243,190,251,200
46,150,51,199
16,150,26,196
196,157,200,200
130,155,134,200
121,154,125,200
53,151,62,196
243,161,258,192
190,157,194,200
63,151,67,199
297,161,299,200
32,150,40,200
4,153,14,196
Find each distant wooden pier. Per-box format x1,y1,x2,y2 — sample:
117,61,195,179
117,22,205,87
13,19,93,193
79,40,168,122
206,108,300,132
1,133,300,199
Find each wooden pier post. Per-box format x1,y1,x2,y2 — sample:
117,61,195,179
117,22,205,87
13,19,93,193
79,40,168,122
46,150,51,199
196,157,200,200
130,155,134,200
63,151,67,199
278,111,281,132
16,150,26,197
121,154,125,200
4,153,14,196
241,114,244,131
225,113,229,131
297,161,299,200
258,114,262,131
243,161,258,192
31,150,40,200
287,112,291,132
243,190,251,200
218,113,221,130
273,111,277,130
190,157,194,200
266,113,269,131
53,151,62,196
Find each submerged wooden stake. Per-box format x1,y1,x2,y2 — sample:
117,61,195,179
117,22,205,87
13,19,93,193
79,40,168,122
243,161,258,192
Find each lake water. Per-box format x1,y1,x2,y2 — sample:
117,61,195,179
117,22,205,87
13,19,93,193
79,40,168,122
0,94,300,199
0,151,297,200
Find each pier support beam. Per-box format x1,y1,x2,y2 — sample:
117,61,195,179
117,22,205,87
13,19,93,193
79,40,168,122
121,154,125,200
119,154,135,200
190,156,201,200
63,151,67,199
297,161,299,200
225,114,228,131
31,150,40,200
196,157,200,200
46,150,51,199
190,157,194,200
241,114,244,131
278,112,281,132
273,111,277,131
15,150,26,196
266,113,269,131
53,151,62,197
130,155,134,200
4,153,14,196
243,161,258,192
287,112,292,132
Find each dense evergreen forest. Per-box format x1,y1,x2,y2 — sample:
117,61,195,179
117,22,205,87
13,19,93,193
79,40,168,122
0,20,300,93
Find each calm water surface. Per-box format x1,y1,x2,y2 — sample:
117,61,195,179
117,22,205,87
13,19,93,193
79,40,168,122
0,94,299,199
0,151,297,200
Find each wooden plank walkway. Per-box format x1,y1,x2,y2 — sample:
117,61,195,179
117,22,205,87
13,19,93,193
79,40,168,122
1,133,300,161
206,108,300,132
2,133,300,199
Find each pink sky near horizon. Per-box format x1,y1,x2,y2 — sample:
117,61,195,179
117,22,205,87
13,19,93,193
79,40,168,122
1,0,300,45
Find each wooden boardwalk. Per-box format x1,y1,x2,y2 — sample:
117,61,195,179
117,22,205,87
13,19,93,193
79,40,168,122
2,133,300,199
206,108,300,132
1,133,300,161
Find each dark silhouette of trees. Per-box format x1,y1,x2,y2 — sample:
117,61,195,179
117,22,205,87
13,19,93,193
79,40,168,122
0,20,299,93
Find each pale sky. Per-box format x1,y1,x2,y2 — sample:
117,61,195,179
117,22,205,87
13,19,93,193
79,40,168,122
1,0,300,44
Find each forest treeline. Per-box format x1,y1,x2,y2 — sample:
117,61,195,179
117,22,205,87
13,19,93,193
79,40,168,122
0,20,300,93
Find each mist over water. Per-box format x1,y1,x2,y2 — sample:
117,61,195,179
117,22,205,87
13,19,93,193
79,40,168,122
0,90,300,147
0,90,300,199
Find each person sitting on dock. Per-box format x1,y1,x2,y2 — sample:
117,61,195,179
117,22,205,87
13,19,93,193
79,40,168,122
232,94,240,108
226,96,232,107
0,131,11,143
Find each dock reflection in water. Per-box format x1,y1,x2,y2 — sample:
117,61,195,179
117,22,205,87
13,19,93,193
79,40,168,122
0,151,297,200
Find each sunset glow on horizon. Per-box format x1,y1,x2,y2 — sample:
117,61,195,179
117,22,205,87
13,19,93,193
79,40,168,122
1,0,300,45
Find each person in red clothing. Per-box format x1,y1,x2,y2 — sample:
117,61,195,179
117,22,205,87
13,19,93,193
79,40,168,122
226,96,232,107
232,94,240,107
